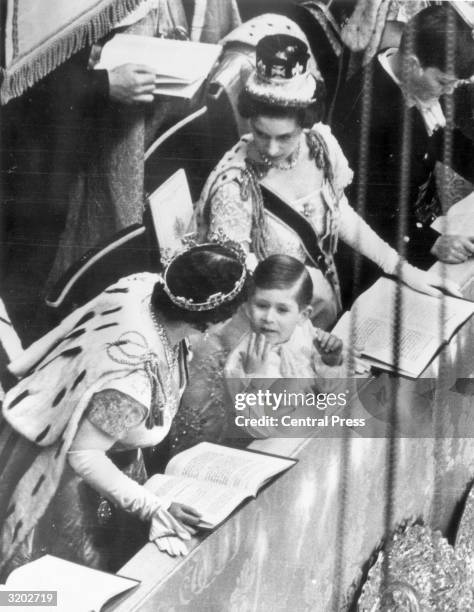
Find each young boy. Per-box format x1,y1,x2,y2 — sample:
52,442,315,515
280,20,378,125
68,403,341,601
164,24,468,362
224,255,355,437
226,254,345,379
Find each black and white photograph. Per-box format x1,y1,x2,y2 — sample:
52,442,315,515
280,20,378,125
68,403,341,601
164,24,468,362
1,1,474,610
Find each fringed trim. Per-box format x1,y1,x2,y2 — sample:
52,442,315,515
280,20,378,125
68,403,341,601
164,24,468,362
306,129,336,197
243,165,268,261
0,0,143,105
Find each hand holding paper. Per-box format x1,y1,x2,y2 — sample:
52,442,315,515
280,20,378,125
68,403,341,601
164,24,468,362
108,63,157,104
431,235,474,264
97,35,222,99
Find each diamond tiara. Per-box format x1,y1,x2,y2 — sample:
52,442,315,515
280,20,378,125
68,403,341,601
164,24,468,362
162,233,247,312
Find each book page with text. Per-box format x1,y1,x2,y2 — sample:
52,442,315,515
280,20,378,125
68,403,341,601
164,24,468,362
145,474,250,528
354,278,474,342
349,315,439,376
165,443,294,497
333,277,474,375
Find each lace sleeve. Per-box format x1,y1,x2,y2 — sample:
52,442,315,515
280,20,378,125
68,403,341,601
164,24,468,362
86,388,147,438
208,180,253,250
338,196,400,275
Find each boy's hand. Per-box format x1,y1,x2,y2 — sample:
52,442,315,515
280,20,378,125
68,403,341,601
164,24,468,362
242,333,272,376
314,330,343,366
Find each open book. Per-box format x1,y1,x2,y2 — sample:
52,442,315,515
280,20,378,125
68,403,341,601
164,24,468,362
95,34,222,99
1,554,139,611
145,442,296,529
333,277,474,378
431,191,474,236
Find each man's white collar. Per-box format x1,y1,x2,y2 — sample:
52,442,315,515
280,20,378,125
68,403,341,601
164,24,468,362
378,48,446,137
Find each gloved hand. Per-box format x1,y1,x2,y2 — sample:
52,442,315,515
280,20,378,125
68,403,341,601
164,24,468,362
149,505,194,557
68,446,196,558
155,536,189,557
399,262,462,298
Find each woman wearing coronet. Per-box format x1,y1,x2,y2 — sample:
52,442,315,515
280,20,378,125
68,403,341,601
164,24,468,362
194,34,460,329
0,241,249,575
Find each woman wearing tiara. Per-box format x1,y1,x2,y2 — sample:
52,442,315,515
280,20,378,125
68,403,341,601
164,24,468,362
0,242,249,576
194,34,461,329
170,254,368,455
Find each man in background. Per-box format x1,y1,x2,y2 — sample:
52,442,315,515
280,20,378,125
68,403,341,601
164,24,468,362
332,4,474,302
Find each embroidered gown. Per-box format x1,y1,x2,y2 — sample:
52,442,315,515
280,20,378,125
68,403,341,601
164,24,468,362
194,122,402,329
0,273,186,576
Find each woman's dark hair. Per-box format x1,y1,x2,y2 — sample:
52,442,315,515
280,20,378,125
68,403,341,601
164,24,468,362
252,255,313,309
237,85,326,128
152,244,249,328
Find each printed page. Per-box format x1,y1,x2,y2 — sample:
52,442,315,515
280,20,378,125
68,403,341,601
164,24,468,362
334,278,474,376
333,312,433,376
145,474,250,528
165,442,295,497
356,277,474,340
4,554,138,611
351,315,439,376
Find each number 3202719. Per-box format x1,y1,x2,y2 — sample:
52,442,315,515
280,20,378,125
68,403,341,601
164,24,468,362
1,591,57,606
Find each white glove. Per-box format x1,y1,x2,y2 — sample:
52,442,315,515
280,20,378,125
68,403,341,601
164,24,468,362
68,449,192,557
147,505,193,538
155,536,189,557
399,262,463,298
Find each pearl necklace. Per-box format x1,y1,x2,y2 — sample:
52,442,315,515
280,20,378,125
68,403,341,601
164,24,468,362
259,140,301,171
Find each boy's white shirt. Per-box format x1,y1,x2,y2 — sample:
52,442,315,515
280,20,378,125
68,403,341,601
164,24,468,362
224,319,348,437
225,319,345,382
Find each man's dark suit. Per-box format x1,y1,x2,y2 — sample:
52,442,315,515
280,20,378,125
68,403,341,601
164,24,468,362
332,58,474,301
